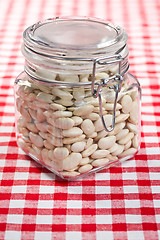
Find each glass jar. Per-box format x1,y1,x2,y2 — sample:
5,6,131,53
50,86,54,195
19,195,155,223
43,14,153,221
14,17,141,180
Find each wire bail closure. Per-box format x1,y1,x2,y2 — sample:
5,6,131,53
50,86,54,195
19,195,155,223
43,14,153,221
91,54,124,132
24,49,124,133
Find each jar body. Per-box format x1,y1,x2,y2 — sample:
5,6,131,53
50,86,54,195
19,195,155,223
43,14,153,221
14,69,141,180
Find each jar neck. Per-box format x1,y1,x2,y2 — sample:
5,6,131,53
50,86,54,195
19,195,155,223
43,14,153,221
23,44,129,84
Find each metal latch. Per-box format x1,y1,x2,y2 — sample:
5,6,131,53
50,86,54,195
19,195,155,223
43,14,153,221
91,54,124,132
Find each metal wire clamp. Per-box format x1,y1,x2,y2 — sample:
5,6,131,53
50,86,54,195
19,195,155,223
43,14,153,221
24,48,125,132
91,54,124,132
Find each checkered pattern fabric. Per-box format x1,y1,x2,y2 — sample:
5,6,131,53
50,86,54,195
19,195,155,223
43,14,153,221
0,0,160,239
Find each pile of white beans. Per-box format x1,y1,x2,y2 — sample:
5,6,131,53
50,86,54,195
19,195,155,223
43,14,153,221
15,71,139,179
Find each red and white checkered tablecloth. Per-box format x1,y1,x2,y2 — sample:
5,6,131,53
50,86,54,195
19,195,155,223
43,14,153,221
0,0,160,239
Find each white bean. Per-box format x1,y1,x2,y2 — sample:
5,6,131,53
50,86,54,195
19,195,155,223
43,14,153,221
54,118,74,129
36,108,46,122
84,97,105,107
82,144,98,158
73,88,85,101
118,132,134,145
35,122,48,132
84,112,99,121
107,154,118,161
116,129,129,141
36,69,56,83
121,94,132,114
92,158,109,167
71,116,83,126
78,164,93,173
62,153,82,170
124,140,132,150
88,132,97,138
108,143,119,153
81,119,95,136
95,72,109,80
127,122,138,134
47,125,63,138
50,103,66,111
29,132,44,148
59,74,79,83
71,141,86,152
73,104,94,116
132,135,139,149
34,100,50,109
52,111,72,118
62,127,83,138
36,92,53,103
20,127,29,137
98,136,116,150
79,157,90,166
118,148,137,158
91,150,109,159
128,101,139,124
53,147,69,160
44,140,54,150
79,74,89,82
41,148,50,165
20,107,31,122
52,87,73,99
85,138,93,149
26,122,39,133
32,144,42,158
46,133,63,147
104,103,122,111
54,99,73,107
63,134,85,144
115,114,129,124
112,144,124,156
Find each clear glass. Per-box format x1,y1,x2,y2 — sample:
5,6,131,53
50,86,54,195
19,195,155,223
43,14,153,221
15,70,141,180
14,17,141,180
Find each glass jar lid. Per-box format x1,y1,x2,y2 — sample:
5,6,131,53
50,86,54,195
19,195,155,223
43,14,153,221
23,17,127,56
22,17,128,76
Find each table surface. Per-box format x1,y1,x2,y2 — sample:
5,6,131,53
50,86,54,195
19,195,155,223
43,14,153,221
0,0,160,239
